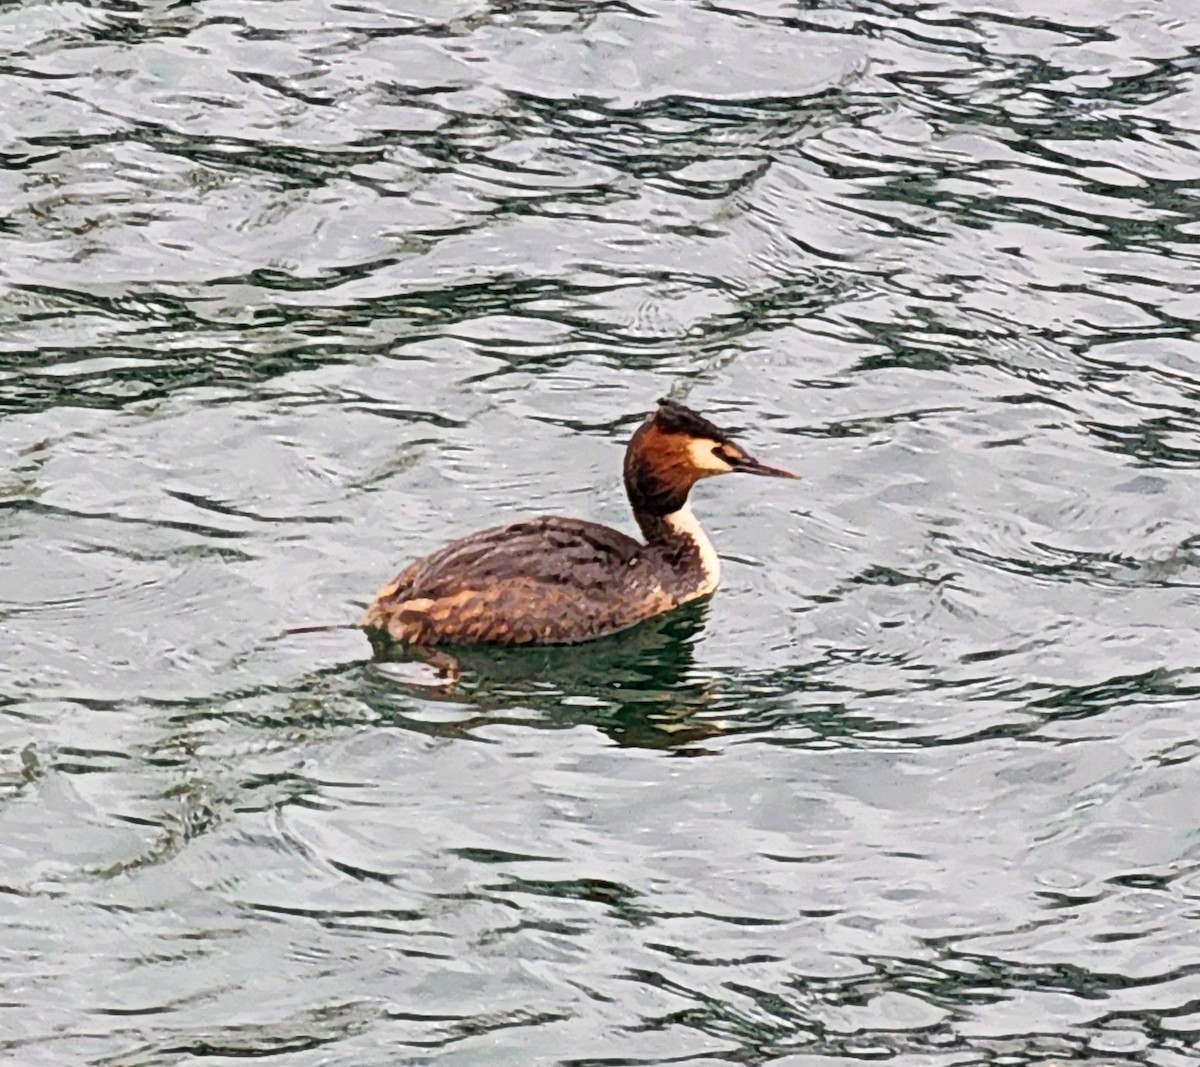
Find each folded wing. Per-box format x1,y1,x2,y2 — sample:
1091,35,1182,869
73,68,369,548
360,517,673,645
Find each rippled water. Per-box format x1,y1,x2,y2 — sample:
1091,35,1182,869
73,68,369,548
4,0,1200,1062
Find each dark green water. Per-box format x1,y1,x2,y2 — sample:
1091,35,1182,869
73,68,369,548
3,1,1200,1063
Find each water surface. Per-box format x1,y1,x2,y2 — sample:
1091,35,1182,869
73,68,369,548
3,0,1200,1063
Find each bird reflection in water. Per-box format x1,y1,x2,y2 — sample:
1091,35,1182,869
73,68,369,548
364,600,725,751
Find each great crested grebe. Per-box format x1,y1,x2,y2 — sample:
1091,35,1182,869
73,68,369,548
360,398,795,646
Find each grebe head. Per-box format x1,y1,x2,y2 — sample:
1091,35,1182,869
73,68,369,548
623,397,796,515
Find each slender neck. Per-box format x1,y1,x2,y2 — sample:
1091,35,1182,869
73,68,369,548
628,479,708,556
636,503,722,592
620,417,725,595
634,506,686,547
624,428,698,534
631,500,702,545
622,425,721,594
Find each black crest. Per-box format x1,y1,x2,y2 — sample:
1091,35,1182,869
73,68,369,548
652,397,731,443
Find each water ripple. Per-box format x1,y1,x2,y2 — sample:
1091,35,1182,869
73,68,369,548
4,0,1200,1062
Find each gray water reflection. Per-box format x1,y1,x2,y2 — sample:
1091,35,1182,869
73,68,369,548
3,0,1200,1063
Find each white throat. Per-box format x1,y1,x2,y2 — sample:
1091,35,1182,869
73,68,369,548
664,504,721,598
